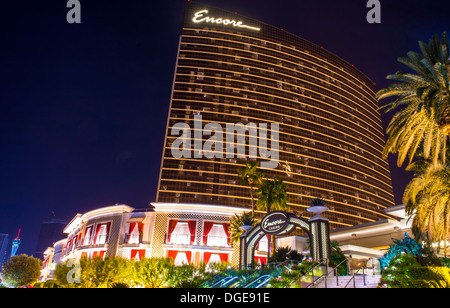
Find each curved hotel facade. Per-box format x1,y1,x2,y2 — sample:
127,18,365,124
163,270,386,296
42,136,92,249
156,2,395,230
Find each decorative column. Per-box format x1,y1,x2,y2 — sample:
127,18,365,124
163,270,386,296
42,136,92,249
307,202,331,263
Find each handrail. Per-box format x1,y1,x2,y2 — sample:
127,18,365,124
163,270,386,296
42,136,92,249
287,258,328,288
344,267,366,288
231,259,301,288
324,259,348,288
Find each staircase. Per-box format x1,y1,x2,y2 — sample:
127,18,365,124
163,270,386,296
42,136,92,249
312,274,381,288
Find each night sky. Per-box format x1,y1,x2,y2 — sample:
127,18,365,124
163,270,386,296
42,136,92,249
1,0,449,256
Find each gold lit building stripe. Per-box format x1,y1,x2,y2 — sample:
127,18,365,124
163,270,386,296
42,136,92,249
174,80,385,147
182,29,377,101
179,48,379,122
178,55,383,140
178,64,381,130
176,69,383,132
178,40,381,123
171,103,384,159
161,159,394,204
159,189,378,223
160,176,394,219
167,112,390,174
170,107,388,174
165,133,392,187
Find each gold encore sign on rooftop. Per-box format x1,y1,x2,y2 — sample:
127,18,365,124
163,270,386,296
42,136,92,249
192,10,261,31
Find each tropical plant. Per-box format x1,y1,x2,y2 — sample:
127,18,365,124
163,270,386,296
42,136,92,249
377,32,449,167
403,160,450,257
229,211,258,245
330,240,348,276
379,234,423,269
268,247,304,263
0,254,41,288
379,253,450,288
255,178,289,214
132,257,175,288
54,256,133,288
256,178,289,255
238,161,264,216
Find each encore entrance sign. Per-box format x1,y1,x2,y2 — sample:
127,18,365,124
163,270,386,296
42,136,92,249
240,211,331,269
261,211,289,234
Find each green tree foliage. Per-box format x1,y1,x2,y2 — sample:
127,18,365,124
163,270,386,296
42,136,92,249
238,161,264,216
256,178,289,214
377,32,449,167
404,160,450,256
0,254,41,288
330,240,348,276
55,256,133,288
268,247,304,263
256,178,289,255
379,253,450,288
229,211,258,245
132,257,175,288
379,234,422,269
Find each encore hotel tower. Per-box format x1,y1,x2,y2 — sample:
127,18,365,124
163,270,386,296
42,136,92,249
153,2,395,259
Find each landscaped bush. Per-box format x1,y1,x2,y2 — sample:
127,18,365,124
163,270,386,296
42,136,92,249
54,257,222,288
379,253,450,288
267,259,319,288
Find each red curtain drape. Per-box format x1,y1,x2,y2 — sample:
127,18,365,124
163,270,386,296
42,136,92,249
94,224,102,244
131,249,145,261
222,223,230,246
129,222,136,234
105,222,111,242
167,220,178,242
168,250,192,263
204,252,228,264
167,250,178,260
84,226,92,245
220,253,229,263
204,252,212,264
187,221,196,245
203,222,215,245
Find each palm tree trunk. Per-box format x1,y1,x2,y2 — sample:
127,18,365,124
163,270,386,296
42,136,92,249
250,183,254,217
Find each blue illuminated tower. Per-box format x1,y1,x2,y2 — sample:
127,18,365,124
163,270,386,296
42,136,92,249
10,228,21,257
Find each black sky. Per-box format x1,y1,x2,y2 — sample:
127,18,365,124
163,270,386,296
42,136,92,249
1,0,449,255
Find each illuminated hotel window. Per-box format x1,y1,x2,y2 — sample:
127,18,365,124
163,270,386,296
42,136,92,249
169,222,190,245
257,235,268,252
174,252,189,266
83,225,93,245
94,222,110,245
207,224,229,247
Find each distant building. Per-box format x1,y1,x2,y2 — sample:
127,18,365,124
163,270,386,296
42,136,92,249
0,234,9,268
33,218,68,260
10,229,21,258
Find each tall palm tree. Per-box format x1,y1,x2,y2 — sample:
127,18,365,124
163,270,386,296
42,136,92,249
403,160,450,257
238,161,264,217
377,32,449,167
255,178,289,256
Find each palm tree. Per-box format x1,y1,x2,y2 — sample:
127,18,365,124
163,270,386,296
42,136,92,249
403,160,450,257
255,178,289,256
238,161,264,216
377,32,450,167
229,212,258,245
255,178,289,214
